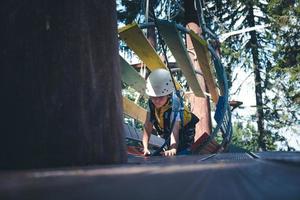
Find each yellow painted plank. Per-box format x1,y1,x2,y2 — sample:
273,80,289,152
189,31,220,104
157,20,205,97
123,96,147,123
119,23,166,71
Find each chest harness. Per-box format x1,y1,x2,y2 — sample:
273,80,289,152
149,92,185,139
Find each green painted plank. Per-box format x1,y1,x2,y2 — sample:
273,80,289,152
189,31,220,104
119,23,166,71
120,56,146,95
157,20,205,97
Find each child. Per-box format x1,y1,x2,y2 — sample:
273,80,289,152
142,69,199,156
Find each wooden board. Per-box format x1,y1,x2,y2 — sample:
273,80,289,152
124,123,165,148
189,31,220,104
119,23,166,71
157,20,205,97
255,151,300,164
120,56,146,94
123,96,147,123
2,153,300,200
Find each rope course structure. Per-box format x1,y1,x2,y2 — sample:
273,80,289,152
119,0,232,156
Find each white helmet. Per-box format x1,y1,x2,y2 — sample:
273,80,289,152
146,69,175,97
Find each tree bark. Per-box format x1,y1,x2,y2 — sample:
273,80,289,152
0,0,127,169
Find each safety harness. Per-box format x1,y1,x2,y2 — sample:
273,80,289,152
149,93,185,138
150,93,189,156
149,4,187,156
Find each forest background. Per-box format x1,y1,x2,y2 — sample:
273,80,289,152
117,0,300,151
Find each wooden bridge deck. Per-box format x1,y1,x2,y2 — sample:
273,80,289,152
1,152,300,200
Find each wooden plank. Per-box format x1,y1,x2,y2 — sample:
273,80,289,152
127,146,144,156
119,23,166,71
189,31,220,104
255,152,300,164
120,56,146,94
124,123,165,147
157,20,205,97
123,96,147,123
2,153,300,200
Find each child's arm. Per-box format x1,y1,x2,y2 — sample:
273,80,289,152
163,121,180,156
142,112,153,156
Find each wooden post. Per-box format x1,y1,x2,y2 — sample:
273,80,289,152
0,0,126,169
186,23,212,141
183,0,212,140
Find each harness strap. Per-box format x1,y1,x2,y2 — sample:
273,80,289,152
151,109,179,156
149,93,184,136
175,91,184,129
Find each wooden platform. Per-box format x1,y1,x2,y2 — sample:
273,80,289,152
1,152,300,200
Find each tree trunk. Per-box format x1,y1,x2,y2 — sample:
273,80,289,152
184,0,212,140
248,5,266,151
0,0,127,169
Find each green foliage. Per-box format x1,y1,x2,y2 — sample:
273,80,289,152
264,0,300,141
216,0,299,150
231,122,260,152
117,0,143,24
268,0,300,76
231,122,280,151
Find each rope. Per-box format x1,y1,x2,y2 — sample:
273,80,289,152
149,2,186,156
194,0,219,41
149,5,177,91
194,0,206,33
149,2,184,107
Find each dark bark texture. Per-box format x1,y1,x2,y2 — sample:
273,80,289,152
0,0,127,169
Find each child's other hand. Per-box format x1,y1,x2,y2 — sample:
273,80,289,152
143,148,151,156
163,148,177,156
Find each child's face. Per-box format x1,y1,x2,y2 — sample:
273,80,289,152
150,95,169,108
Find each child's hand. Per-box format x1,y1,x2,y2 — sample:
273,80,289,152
163,148,177,156
143,148,151,156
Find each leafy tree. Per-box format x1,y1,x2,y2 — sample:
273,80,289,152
268,0,300,75
264,0,300,137
215,0,288,150
231,121,282,151
231,122,260,152
218,0,299,151
117,0,145,24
